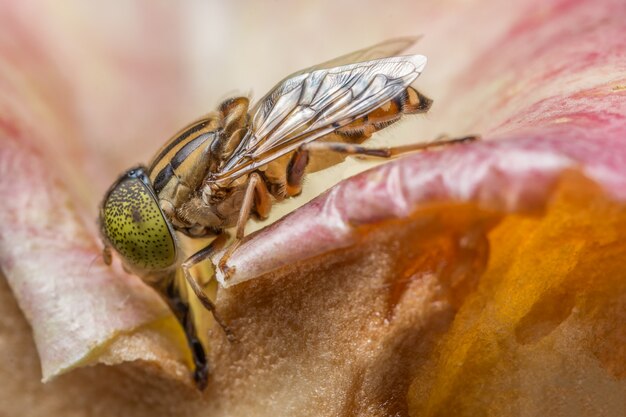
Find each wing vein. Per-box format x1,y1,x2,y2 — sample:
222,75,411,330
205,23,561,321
216,40,427,182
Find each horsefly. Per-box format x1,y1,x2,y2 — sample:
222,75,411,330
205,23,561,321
98,37,477,389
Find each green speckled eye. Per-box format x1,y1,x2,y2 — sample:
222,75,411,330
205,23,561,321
100,166,177,275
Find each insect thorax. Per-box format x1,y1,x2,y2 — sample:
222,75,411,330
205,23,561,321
145,103,256,237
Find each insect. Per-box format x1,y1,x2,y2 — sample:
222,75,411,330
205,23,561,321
99,37,477,389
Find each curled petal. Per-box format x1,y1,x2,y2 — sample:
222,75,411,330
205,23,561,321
0,134,190,381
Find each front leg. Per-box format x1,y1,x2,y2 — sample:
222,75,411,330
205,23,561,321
181,233,235,342
153,274,211,390
218,172,271,280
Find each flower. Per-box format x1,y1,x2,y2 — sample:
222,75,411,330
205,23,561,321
0,0,624,415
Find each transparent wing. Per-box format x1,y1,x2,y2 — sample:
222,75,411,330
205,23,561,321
247,36,421,153
216,42,426,182
292,36,420,75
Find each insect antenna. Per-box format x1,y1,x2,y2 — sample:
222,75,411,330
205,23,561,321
84,252,104,277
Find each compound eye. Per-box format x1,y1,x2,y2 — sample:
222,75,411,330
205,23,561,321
100,171,177,274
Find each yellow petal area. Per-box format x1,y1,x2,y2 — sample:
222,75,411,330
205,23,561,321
408,172,626,416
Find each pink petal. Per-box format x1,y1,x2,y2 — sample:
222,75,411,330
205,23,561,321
0,2,191,380
0,134,179,380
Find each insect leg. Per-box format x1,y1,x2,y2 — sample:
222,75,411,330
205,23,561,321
254,172,272,219
218,172,266,279
155,275,210,390
181,233,236,342
286,148,310,197
302,135,478,159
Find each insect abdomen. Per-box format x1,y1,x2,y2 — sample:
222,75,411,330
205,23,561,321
337,87,432,141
